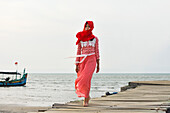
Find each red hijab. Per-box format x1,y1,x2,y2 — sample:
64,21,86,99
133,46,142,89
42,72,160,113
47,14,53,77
76,21,95,45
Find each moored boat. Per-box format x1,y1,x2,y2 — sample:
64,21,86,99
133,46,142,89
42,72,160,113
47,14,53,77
0,69,28,87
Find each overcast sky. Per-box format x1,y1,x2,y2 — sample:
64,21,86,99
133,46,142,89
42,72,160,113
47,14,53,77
0,0,170,73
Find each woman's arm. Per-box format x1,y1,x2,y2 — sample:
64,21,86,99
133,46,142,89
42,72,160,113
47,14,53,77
75,42,81,73
75,42,81,64
95,37,100,73
96,59,100,73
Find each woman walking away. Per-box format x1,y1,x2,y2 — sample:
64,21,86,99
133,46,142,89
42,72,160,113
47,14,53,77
75,21,100,107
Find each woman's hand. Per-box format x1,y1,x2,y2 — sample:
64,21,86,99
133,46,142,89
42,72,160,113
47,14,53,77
75,65,79,73
96,65,100,73
96,59,100,73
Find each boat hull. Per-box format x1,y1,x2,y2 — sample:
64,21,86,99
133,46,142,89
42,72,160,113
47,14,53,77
0,73,28,87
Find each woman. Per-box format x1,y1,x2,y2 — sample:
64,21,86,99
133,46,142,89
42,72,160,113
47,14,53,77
75,21,100,107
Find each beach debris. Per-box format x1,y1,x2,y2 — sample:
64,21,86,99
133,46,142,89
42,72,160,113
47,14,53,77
38,109,47,112
105,91,118,96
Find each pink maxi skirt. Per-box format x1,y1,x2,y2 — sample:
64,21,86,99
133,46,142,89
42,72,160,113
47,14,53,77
75,55,96,98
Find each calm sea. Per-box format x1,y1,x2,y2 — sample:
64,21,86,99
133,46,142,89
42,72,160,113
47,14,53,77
0,73,170,107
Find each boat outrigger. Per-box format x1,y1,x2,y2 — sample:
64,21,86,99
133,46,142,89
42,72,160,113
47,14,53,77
0,69,28,87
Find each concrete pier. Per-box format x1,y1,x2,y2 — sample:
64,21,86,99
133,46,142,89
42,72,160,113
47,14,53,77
28,80,170,113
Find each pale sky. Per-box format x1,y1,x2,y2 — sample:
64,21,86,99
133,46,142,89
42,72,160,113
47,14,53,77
0,0,170,73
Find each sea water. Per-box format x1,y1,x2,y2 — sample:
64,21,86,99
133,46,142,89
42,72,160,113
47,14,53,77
0,73,170,106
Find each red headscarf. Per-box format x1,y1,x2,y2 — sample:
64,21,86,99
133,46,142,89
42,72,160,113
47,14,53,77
76,21,95,45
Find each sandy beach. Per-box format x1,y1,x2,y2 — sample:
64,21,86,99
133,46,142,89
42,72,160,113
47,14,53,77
0,104,50,113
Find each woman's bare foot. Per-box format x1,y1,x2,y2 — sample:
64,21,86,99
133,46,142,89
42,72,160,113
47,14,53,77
83,101,88,107
83,97,89,107
83,102,88,107
87,96,91,104
83,96,91,107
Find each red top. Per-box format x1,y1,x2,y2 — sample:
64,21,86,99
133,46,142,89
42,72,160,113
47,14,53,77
75,37,100,65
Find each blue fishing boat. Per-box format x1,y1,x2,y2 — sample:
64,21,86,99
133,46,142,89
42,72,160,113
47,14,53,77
0,69,28,87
